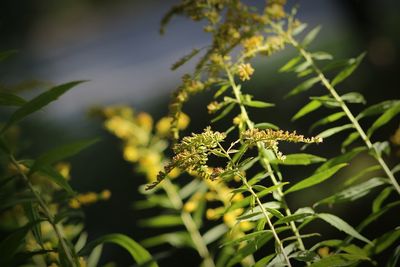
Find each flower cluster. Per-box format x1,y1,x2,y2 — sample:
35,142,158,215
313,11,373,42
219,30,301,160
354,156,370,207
147,127,226,190
243,128,323,159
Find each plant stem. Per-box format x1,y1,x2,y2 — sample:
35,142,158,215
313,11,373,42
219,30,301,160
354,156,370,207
9,155,77,267
224,65,303,266
240,174,292,267
162,179,215,267
279,29,400,196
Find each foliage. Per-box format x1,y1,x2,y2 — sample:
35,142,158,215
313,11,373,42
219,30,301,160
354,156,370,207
100,1,400,266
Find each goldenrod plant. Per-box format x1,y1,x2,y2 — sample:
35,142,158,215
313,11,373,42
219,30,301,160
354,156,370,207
0,52,157,266
100,1,400,266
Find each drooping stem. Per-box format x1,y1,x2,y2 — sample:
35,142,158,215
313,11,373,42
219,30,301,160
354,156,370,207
162,179,215,267
275,26,400,196
224,65,307,253
9,155,77,267
240,174,292,267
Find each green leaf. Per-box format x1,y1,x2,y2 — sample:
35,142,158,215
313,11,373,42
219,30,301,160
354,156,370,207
171,48,200,70
211,102,235,123
315,177,387,206
316,124,353,139
279,56,302,72
316,147,365,173
366,229,400,255
275,213,314,225
386,245,400,267
38,165,75,194
317,213,372,244
203,224,228,245
271,153,326,166
243,100,275,108
341,92,366,104
254,122,279,130
30,138,99,174
254,254,275,267
331,52,366,87
292,100,322,121
357,100,400,120
0,223,32,266
141,232,193,248
372,187,393,213
214,84,231,98
312,51,333,60
285,77,320,98
1,81,86,133
309,254,369,267
367,102,400,137
23,203,43,246
341,132,360,151
0,92,27,106
310,112,346,132
357,201,400,233
343,164,381,186
78,234,158,267
285,164,347,194
220,230,271,247
302,25,322,47
138,215,183,228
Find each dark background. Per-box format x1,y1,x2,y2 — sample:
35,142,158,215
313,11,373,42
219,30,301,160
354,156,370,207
0,0,399,266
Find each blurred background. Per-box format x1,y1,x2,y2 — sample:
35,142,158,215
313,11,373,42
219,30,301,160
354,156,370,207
0,0,399,265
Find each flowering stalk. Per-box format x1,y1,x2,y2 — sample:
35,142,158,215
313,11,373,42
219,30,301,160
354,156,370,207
224,64,308,256
271,23,400,196
9,155,77,267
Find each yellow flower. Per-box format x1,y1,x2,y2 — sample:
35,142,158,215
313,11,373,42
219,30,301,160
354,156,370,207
242,35,264,52
168,167,180,179
79,257,87,267
239,221,254,232
177,112,190,130
123,146,140,162
100,189,111,200
69,198,81,209
237,63,254,81
156,117,171,136
183,201,197,213
318,247,330,258
137,112,153,131
55,162,71,180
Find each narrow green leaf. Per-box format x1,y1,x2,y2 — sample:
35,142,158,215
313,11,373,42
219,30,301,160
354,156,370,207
214,84,230,98
317,213,372,244
292,23,308,36
30,138,99,174
211,102,235,123
302,26,322,47
358,201,400,232
366,229,400,255
220,230,271,247
203,224,228,245
285,164,347,194
254,122,279,130
38,165,75,195
254,254,275,267
367,102,400,137
331,52,366,86
316,124,353,139
23,203,43,246
312,51,333,60
270,153,326,166
309,254,369,267
0,92,27,106
279,56,302,72
78,234,158,267
243,100,275,108
285,77,320,98
315,178,387,206
357,100,400,120
141,232,192,248
1,81,86,133
386,244,400,267
292,100,322,121
343,164,381,186
372,187,393,213
310,112,346,132
341,132,360,151
171,48,200,70
316,147,365,173
341,92,366,104
138,215,183,228
275,213,313,225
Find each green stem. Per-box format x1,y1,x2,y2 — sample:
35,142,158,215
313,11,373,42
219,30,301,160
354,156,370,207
280,29,400,196
162,179,215,267
224,65,304,265
9,155,77,267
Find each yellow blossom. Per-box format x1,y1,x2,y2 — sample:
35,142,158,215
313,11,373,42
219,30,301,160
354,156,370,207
242,35,264,52
123,146,140,162
318,247,330,258
55,162,71,180
137,112,153,131
100,190,111,200
237,63,254,81
183,201,197,213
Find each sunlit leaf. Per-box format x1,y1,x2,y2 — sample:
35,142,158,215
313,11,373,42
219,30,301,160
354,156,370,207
302,26,322,47
317,213,371,244
292,100,322,121
279,56,302,72
316,124,353,139
309,253,369,267
357,100,400,120
285,164,347,194
331,52,366,86
285,77,320,98
1,81,86,133
79,234,158,267
310,112,346,132
271,153,326,166
367,102,400,137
